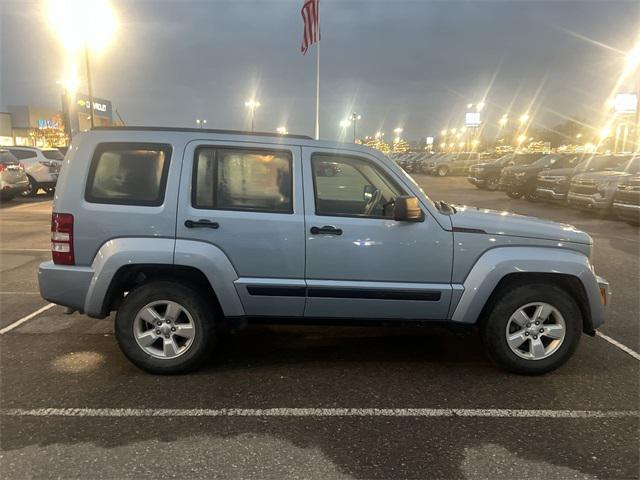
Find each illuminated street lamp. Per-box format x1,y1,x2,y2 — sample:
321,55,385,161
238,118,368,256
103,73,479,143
375,131,384,139
499,115,508,128
393,127,403,143
519,113,530,125
245,100,261,132
599,126,612,140
440,129,447,136
47,0,117,129
276,126,288,135
195,119,207,129
517,134,527,144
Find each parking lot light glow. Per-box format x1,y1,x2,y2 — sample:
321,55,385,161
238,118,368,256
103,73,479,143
624,44,640,76
599,126,612,139
339,119,351,128
519,113,530,124
499,115,508,127
440,129,447,136
517,134,527,144
276,126,288,135
47,0,117,53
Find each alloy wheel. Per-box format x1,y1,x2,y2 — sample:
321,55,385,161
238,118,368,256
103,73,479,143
505,302,566,361
133,300,196,359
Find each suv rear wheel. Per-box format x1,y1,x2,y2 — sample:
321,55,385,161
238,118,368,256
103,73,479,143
20,175,38,197
485,177,499,191
115,281,214,374
481,283,582,374
506,189,523,199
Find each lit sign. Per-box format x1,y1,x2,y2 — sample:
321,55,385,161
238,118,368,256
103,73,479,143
465,112,481,126
614,93,638,114
75,94,112,120
37,118,61,129
77,98,107,113
426,136,434,145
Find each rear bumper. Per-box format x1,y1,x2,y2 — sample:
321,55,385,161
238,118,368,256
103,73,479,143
38,261,94,314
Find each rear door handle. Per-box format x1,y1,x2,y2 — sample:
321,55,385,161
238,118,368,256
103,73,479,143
185,219,219,229
310,225,342,235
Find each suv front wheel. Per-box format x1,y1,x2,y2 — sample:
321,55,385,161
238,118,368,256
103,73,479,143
115,281,214,374
481,283,582,374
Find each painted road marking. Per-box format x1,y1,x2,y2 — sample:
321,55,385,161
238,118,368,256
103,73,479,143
0,303,55,335
2,408,637,418
596,331,640,361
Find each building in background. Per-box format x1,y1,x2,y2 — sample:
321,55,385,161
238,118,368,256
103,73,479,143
2,94,113,148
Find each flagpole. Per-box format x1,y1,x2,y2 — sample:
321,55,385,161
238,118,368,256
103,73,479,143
315,40,320,140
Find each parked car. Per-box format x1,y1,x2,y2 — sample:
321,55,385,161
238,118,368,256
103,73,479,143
567,155,638,214
0,149,29,201
5,146,63,196
39,127,609,375
425,152,481,176
612,174,640,225
499,153,581,200
535,154,628,204
468,153,543,191
405,152,434,173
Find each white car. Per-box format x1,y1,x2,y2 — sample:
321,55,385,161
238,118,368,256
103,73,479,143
5,147,64,196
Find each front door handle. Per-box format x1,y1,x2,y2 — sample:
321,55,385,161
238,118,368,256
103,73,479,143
310,225,342,235
185,219,219,229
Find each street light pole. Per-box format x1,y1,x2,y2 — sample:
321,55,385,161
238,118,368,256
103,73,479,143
84,43,94,129
349,112,361,143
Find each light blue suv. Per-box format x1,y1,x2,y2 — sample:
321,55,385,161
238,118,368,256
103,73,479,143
39,127,609,374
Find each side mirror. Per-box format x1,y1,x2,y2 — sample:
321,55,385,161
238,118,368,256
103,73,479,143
394,196,424,222
363,184,378,202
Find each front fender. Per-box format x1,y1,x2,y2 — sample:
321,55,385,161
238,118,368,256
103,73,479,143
449,246,606,328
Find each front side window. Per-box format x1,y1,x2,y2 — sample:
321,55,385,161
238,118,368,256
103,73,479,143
311,154,404,218
85,143,171,206
193,147,292,213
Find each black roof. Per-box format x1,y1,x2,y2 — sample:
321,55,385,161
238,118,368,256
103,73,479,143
92,126,313,140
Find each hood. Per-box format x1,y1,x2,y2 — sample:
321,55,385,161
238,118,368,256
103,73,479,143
538,167,575,178
450,205,592,245
572,171,631,182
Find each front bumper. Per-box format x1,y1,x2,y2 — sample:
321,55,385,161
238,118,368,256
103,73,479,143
593,275,610,332
535,187,567,202
567,192,611,211
467,176,486,187
38,261,94,314
613,202,640,223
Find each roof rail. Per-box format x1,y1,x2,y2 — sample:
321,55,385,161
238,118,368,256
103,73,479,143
91,126,313,140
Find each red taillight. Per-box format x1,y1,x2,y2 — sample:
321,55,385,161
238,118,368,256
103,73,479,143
51,213,74,265
0,164,5,172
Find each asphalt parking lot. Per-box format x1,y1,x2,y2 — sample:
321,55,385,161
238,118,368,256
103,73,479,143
0,177,638,479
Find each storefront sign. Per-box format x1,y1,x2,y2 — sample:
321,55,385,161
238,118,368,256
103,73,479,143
37,118,61,129
75,94,113,120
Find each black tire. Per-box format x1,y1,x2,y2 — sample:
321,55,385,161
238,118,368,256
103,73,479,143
480,283,582,375
524,190,538,202
115,280,215,374
506,189,523,199
20,176,38,197
486,177,499,191
437,165,449,177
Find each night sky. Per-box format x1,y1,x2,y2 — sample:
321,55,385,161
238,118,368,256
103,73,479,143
1,0,638,140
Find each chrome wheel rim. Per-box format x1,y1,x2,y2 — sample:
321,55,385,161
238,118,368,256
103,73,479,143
505,302,566,361
133,300,195,359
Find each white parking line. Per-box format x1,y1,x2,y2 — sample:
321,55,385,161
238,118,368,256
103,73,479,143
2,407,638,418
0,303,55,335
596,331,640,361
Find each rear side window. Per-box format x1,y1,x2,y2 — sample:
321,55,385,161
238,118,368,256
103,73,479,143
85,143,172,206
8,149,36,160
192,147,292,213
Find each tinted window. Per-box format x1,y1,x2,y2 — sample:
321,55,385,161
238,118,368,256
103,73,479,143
312,154,404,218
85,143,171,206
0,151,18,164
42,149,64,160
193,147,292,213
8,149,36,160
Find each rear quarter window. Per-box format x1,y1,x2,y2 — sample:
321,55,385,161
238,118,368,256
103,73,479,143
85,143,172,206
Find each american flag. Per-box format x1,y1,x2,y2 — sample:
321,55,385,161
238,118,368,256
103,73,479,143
300,0,320,55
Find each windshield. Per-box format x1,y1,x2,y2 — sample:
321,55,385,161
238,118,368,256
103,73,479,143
577,156,629,173
42,149,64,160
531,154,560,168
